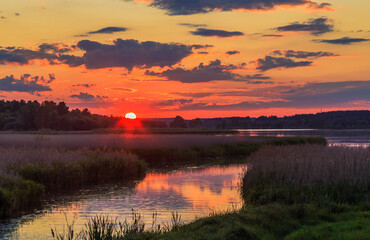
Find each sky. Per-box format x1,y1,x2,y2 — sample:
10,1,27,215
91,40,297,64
0,0,369,118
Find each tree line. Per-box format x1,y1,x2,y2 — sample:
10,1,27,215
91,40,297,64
1,100,369,131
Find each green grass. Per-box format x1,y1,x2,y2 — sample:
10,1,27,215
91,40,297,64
50,203,370,240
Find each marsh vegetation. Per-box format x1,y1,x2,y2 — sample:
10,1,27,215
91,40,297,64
48,144,369,240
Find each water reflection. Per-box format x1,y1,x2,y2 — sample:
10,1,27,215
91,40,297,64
2,164,246,240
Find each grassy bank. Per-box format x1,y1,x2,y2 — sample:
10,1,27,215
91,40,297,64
51,144,369,240
0,148,146,217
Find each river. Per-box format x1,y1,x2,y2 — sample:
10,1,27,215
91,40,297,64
0,130,369,239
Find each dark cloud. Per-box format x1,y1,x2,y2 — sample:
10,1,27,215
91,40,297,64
191,44,213,49
72,84,96,88
0,39,196,71
0,43,75,65
198,51,209,55
174,81,370,111
172,92,214,98
256,56,312,71
272,50,338,58
70,92,96,101
156,99,193,107
47,73,56,83
316,37,370,45
1,16,6,19
226,51,240,55
145,59,247,83
76,39,194,70
179,23,207,28
87,27,128,34
244,74,271,80
190,28,244,38
262,34,284,38
276,17,333,35
146,0,332,15
111,87,135,92
0,74,52,93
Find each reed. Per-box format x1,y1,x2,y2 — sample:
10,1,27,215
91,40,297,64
242,145,370,205
0,147,147,217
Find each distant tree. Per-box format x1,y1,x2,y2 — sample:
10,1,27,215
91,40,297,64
189,118,203,128
170,116,187,128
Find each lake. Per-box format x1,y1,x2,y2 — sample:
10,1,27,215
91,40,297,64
0,129,369,239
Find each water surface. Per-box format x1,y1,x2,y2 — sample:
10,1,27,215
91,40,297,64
2,164,245,239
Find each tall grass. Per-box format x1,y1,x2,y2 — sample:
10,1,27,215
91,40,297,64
0,147,146,217
242,145,370,205
51,210,185,240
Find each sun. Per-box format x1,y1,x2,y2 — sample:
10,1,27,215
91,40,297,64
125,112,137,119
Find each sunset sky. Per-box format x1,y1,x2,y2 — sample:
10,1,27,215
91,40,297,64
0,0,369,118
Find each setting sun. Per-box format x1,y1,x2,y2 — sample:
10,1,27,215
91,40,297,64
125,112,137,119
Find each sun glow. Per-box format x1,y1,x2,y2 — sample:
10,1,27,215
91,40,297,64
125,112,137,119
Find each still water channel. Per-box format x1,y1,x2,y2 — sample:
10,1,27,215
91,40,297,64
0,130,369,239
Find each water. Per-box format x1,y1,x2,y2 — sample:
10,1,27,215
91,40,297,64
1,129,369,148
1,164,245,240
0,130,369,239
237,129,370,147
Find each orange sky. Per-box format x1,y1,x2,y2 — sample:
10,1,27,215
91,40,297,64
0,0,369,118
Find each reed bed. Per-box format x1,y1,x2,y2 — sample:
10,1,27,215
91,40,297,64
242,145,370,205
0,147,146,217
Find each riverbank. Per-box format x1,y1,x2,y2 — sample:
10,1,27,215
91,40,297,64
0,136,326,218
50,144,369,239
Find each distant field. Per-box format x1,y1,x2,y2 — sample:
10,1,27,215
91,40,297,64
0,133,267,148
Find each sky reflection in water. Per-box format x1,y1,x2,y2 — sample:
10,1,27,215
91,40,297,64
5,164,245,240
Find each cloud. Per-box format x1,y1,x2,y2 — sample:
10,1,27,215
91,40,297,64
72,84,96,88
111,87,135,92
76,39,194,70
87,27,128,34
190,28,244,37
145,0,332,15
179,23,207,28
255,49,337,71
145,59,248,83
174,81,370,111
276,17,333,35
256,56,312,71
172,92,214,98
0,74,52,93
316,37,370,45
69,92,108,102
271,50,338,58
262,34,284,38
226,51,240,55
156,99,193,107
0,39,198,71
244,74,271,80
0,43,75,65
